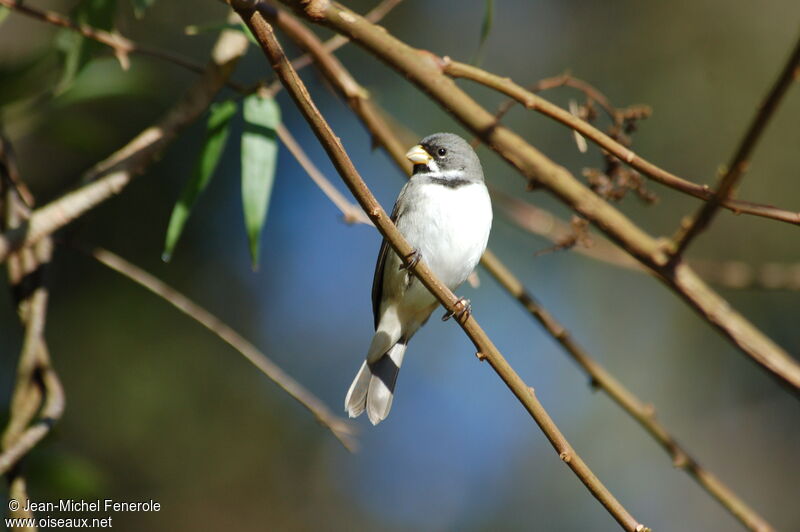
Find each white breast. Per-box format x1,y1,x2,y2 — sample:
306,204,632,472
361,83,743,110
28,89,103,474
397,182,492,289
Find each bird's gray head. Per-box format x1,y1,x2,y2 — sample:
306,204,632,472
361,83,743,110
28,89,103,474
405,132,484,186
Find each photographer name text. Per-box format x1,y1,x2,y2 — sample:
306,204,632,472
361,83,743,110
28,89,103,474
18,499,160,513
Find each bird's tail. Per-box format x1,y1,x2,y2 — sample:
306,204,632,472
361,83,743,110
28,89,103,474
344,341,407,425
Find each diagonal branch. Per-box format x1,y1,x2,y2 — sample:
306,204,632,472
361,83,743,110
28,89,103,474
443,59,800,226
276,0,800,393
670,33,800,256
230,4,648,530
84,246,356,451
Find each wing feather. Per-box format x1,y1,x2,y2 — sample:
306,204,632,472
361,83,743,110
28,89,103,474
371,201,402,329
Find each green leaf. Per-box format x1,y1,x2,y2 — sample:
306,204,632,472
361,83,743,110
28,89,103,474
162,100,238,262
0,7,11,27
131,0,155,19
57,0,118,94
241,94,280,269
471,0,494,66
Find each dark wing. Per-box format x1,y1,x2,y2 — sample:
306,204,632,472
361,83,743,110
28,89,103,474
371,201,402,330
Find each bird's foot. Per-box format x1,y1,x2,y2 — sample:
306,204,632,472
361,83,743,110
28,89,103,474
398,248,422,271
442,298,471,322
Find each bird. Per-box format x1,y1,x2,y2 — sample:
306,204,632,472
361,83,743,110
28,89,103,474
345,132,493,425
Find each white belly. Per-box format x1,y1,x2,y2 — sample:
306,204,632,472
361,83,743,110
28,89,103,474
374,181,492,341
397,182,492,290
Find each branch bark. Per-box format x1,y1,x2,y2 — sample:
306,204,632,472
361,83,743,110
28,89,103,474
274,0,800,392
230,4,649,530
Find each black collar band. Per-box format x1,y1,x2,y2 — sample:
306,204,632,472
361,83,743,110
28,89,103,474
426,176,474,188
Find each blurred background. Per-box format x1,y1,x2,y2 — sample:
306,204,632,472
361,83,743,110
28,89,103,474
1,0,799,530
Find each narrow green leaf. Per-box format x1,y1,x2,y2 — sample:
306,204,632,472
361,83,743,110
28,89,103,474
131,0,155,19
241,94,281,269
471,0,494,66
57,0,118,94
162,100,238,262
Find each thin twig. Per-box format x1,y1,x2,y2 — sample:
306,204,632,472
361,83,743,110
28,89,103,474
670,33,800,257
277,0,800,392
0,0,212,78
443,59,800,226
490,73,623,127
0,135,35,207
84,246,356,452
277,124,371,225
230,4,648,530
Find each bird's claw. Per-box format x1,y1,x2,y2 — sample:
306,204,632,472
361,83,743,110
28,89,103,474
442,298,471,322
399,249,422,271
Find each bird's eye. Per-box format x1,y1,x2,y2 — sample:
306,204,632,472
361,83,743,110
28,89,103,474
437,148,447,157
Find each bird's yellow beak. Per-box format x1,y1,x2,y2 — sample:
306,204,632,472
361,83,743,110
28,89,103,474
405,144,432,165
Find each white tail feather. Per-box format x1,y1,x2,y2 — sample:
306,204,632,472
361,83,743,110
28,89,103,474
344,342,407,424
344,361,371,418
